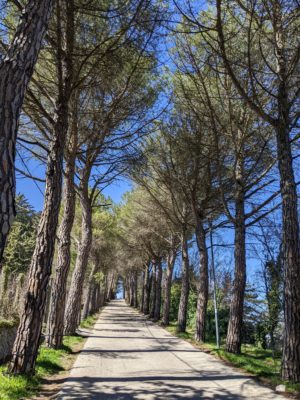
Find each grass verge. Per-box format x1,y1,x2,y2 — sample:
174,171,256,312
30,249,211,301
0,336,84,400
165,322,300,397
80,313,99,330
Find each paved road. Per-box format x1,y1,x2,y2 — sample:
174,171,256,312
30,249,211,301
57,300,285,399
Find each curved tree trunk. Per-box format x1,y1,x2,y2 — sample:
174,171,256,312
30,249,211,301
46,149,76,348
8,2,74,374
0,0,54,261
64,183,92,335
9,122,67,374
162,248,176,326
226,193,246,354
177,229,190,333
195,220,209,342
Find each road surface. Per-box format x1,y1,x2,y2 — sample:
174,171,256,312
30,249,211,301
57,300,285,399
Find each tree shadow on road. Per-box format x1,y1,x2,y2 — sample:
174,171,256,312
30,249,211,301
57,374,252,399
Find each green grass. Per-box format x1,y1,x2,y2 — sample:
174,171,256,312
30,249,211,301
165,322,300,396
80,313,98,329
0,367,39,400
212,346,280,379
0,336,84,400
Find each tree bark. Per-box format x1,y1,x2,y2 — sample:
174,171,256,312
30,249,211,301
195,219,209,342
46,149,76,348
177,229,190,333
82,286,92,321
94,283,102,311
8,1,74,374
124,277,130,304
154,259,162,321
143,263,151,314
133,271,138,308
106,272,116,301
64,181,92,335
226,190,246,354
129,273,134,306
162,248,176,326
9,118,67,375
0,0,54,261
140,270,145,312
278,120,300,381
216,1,300,379
274,8,300,382
150,262,157,319
82,263,100,320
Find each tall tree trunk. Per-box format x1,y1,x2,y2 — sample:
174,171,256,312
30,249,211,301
106,272,115,301
124,277,130,304
226,192,246,354
154,259,162,321
150,262,157,319
0,0,54,261
82,263,100,320
89,283,97,315
46,149,76,348
9,2,74,374
162,248,176,326
43,278,52,324
216,1,300,380
94,284,102,311
9,122,67,375
274,11,300,381
133,271,138,308
278,121,300,381
97,278,105,309
130,273,134,306
140,270,145,312
91,281,101,314
195,219,209,342
177,229,190,333
102,275,108,304
82,287,92,321
64,182,92,335
143,263,151,314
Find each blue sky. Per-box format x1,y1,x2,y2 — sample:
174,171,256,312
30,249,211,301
13,0,287,295
15,158,132,211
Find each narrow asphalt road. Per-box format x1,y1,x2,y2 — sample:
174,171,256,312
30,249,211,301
57,300,285,399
